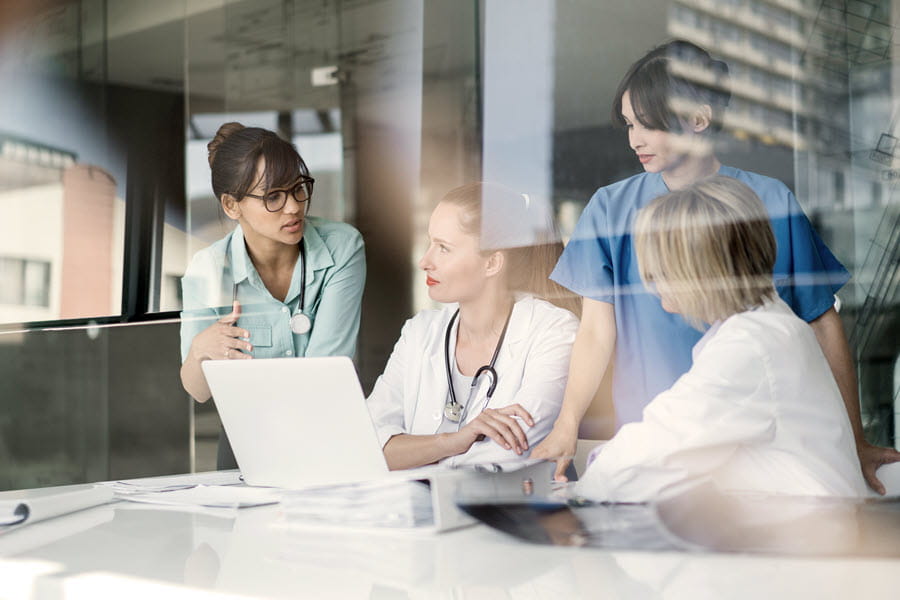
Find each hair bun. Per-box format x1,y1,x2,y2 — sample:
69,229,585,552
208,122,245,168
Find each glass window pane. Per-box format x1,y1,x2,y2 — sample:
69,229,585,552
22,259,50,307
1,0,897,491
0,1,190,491
0,6,124,324
0,257,24,305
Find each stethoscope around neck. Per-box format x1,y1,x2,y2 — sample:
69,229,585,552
442,306,513,423
229,238,311,335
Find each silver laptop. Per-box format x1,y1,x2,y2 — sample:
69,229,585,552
201,356,393,489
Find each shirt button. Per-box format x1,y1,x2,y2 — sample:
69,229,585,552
433,412,440,420
282,307,288,313
285,350,293,356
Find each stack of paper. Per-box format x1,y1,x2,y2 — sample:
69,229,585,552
101,471,242,496
118,485,280,509
280,480,434,528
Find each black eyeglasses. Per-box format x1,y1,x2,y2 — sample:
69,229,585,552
239,176,315,213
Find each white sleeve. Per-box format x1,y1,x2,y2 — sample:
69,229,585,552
366,318,415,448
577,329,776,503
450,310,579,467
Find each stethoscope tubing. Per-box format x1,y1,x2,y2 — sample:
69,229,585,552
229,237,311,335
443,305,513,423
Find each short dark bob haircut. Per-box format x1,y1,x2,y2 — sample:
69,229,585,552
612,40,732,134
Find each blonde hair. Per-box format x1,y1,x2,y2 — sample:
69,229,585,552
634,175,776,329
441,182,581,316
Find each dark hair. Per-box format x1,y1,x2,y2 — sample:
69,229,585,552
207,122,311,201
440,182,581,316
612,40,731,134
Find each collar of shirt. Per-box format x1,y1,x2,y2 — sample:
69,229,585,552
691,296,789,360
227,221,336,304
652,163,729,195
693,320,723,360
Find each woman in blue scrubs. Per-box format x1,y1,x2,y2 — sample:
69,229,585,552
179,122,366,468
531,40,900,491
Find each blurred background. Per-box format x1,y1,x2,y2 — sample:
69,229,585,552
0,0,897,488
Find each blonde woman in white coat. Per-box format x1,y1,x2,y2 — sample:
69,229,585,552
367,183,580,470
578,176,867,502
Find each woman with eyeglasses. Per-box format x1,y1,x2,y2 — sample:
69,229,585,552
179,122,366,468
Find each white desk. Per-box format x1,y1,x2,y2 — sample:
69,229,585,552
1,472,900,600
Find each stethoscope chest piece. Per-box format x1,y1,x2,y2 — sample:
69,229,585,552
290,312,311,335
443,402,464,423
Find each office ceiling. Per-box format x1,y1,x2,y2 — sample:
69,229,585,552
9,0,667,129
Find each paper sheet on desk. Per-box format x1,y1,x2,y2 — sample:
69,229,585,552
102,471,242,496
0,486,113,529
120,485,280,509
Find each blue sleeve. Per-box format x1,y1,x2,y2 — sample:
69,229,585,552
771,189,850,323
550,189,616,303
304,228,367,358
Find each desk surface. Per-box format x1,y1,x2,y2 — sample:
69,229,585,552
1,473,900,600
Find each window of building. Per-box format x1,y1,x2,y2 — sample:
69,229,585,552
0,257,50,307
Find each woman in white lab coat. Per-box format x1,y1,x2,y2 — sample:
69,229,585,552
367,183,580,470
577,176,867,502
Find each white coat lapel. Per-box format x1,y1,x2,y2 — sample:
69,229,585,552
413,308,454,435
461,297,533,420
498,297,531,367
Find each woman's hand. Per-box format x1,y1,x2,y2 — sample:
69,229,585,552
188,301,253,362
457,404,535,455
858,440,900,495
531,423,577,481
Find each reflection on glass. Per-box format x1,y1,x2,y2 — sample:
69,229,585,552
0,0,894,487
0,0,129,324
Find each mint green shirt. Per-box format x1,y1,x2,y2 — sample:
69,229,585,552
180,217,366,362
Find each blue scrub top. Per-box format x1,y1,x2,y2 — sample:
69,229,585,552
179,217,366,363
550,165,849,427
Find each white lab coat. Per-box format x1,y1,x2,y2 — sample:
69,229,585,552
367,295,579,467
577,297,867,502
